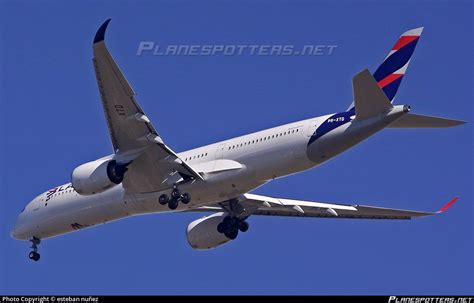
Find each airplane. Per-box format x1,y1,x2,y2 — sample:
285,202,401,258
11,19,465,261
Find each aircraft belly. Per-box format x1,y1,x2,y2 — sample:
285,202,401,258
25,186,129,239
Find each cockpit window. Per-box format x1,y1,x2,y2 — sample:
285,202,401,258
23,194,44,212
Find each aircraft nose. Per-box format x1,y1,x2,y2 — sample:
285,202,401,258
11,219,19,239
10,226,18,239
11,213,27,240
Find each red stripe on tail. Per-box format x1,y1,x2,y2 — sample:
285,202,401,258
392,35,419,50
377,73,403,88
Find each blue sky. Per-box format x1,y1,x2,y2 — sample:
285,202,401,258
0,0,472,295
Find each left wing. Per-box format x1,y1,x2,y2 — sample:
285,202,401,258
92,19,203,193
196,194,459,220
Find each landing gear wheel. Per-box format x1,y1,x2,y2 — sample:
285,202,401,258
159,194,169,205
217,222,224,233
238,221,249,232
168,199,179,210
181,193,191,204
28,237,41,262
229,216,239,227
223,216,232,228
29,251,40,261
171,188,181,199
224,228,238,240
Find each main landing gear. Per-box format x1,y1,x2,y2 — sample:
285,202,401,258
159,185,191,210
217,216,249,240
28,237,41,262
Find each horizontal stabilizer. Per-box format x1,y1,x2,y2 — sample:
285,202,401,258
388,113,466,128
353,69,393,120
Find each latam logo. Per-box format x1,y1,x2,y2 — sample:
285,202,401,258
45,183,74,202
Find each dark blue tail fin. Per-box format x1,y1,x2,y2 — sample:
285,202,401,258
347,27,423,111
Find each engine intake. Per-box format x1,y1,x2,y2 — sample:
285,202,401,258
72,159,129,195
106,160,127,184
187,212,231,250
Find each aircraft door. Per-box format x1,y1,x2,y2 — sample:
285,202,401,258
307,120,318,137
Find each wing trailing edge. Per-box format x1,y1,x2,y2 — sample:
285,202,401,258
194,194,460,220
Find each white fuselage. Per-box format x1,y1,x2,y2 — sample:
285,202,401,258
11,106,408,241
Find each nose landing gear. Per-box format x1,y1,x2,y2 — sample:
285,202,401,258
28,237,41,261
158,185,192,210
217,216,249,240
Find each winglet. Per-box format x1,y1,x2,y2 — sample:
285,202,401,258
94,19,111,44
437,196,459,213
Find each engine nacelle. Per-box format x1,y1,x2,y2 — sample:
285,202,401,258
187,212,231,250
71,159,128,195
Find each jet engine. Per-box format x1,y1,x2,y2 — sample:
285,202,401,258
71,159,129,195
186,212,231,250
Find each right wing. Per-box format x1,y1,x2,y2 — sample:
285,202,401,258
197,194,459,220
